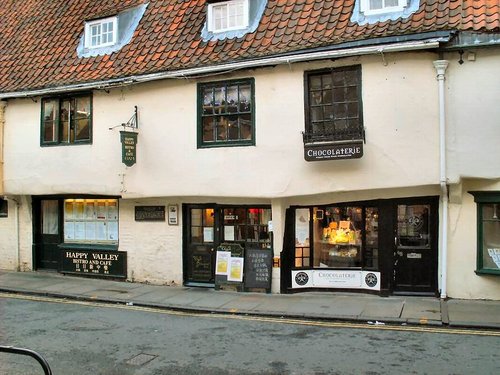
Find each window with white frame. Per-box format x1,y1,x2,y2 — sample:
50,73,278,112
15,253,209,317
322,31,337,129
207,0,249,33
360,0,408,15
85,16,118,48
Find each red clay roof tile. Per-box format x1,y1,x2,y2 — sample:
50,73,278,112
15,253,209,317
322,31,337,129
0,0,498,94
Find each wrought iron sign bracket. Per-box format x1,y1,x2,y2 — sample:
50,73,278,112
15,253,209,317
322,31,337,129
109,106,139,131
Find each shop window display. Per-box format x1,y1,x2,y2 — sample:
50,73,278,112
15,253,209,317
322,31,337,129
294,205,379,270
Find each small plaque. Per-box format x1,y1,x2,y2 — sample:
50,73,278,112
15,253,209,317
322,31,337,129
135,206,165,221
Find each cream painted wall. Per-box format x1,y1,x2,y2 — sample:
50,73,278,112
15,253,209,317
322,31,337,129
445,48,500,183
3,52,441,199
447,179,500,299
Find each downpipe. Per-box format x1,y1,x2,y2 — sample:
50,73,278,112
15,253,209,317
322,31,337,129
433,60,449,299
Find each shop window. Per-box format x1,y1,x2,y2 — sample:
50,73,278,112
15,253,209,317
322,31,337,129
222,207,272,249
41,94,92,146
294,205,379,270
470,192,500,275
63,199,118,244
0,198,8,218
198,79,254,148
304,66,364,144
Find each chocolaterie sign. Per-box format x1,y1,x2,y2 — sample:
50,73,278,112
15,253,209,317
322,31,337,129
304,141,363,161
60,249,127,278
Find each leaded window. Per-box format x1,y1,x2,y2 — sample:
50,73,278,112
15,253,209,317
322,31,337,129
198,79,254,148
304,66,364,144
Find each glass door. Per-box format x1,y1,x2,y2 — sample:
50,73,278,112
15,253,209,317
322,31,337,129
184,206,218,286
394,202,438,294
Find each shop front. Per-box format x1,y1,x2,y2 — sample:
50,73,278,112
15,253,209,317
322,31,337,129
182,204,273,291
32,196,126,278
281,196,439,296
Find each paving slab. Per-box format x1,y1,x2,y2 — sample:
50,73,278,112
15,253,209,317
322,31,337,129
401,297,441,324
359,299,405,321
447,299,500,328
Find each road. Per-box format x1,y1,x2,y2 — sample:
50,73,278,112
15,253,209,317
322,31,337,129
0,294,498,375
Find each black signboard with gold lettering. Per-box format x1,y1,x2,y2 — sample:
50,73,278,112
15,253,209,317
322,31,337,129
135,206,165,221
121,131,138,167
60,249,127,278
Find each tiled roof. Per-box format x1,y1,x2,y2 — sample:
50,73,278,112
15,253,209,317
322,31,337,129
0,0,498,94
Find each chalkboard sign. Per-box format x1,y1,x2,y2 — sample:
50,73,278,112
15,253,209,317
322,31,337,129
244,248,273,291
60,249,127,278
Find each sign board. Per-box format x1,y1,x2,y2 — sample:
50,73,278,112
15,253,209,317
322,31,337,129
244,248,273,291
135,206,165,221
60,249,127,278
304,141,363,161
215,243,244,291
291,270,380,291
120,131,138,167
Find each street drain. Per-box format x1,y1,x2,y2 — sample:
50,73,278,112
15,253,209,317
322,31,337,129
126,353,157,366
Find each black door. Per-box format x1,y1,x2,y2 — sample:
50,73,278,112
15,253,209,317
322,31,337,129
33,198,62,270
183,205,218,286
393,199,438,295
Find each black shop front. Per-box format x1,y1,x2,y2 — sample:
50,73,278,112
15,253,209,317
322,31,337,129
281,196,439,296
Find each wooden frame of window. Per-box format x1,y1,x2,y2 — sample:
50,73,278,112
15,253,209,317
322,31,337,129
303,66,364,144
470,191,500,276
40,93,92,146
84,16,118,48
207,0,249,33
197,78,255,148
0,198,7,218
360,0,408,15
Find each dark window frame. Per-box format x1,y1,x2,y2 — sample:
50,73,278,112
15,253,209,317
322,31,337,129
0,198,7,218
470,191,500,276
40,93,93,146
197,78,255,148
303,66,364,144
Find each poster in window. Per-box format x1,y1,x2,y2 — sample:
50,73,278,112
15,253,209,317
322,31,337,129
74,222,86,240
64,221,75,240
65,202,74,220
224,226,235,241
85,201,95,220
97,202,106,220
75,201,85,220
203,227,214,243
107,221,118,241
85,222,96,241
107,202,118,220
96,222,107,241
295,208,310,245
228,257,244,282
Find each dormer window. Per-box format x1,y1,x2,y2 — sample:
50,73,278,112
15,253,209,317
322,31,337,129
85,16,118,48
207,0,249,33
360,0,408,15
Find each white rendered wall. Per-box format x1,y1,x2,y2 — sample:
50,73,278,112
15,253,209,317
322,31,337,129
3,52,440,199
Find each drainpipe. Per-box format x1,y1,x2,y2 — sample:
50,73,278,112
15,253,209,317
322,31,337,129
433,60,449,299
0,100,5,196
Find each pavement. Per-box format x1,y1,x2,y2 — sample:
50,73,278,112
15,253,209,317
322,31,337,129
1,270,499,330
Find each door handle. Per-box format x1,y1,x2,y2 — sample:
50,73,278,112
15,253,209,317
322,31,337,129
394,236,398,246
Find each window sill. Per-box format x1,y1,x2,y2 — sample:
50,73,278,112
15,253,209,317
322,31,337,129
198,141,255,149
475,269,500,276
59,243,118,251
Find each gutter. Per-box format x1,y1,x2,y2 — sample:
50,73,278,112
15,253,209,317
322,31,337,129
433,60,449,299
0,37,448,100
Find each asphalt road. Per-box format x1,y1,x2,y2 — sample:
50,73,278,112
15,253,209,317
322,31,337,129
0,294,498,375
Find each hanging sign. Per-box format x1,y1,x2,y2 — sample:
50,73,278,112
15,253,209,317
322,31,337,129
304,141,363,161
120,131,138,167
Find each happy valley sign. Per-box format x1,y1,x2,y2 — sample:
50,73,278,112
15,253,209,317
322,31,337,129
60,249,127,278
304,141,363,161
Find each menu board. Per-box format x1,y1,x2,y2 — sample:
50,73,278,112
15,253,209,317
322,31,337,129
244,248,272,291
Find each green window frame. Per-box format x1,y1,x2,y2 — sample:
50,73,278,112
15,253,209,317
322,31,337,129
303,66,364,144
198,78,255,148
470,191,500,276
41,93,92,146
